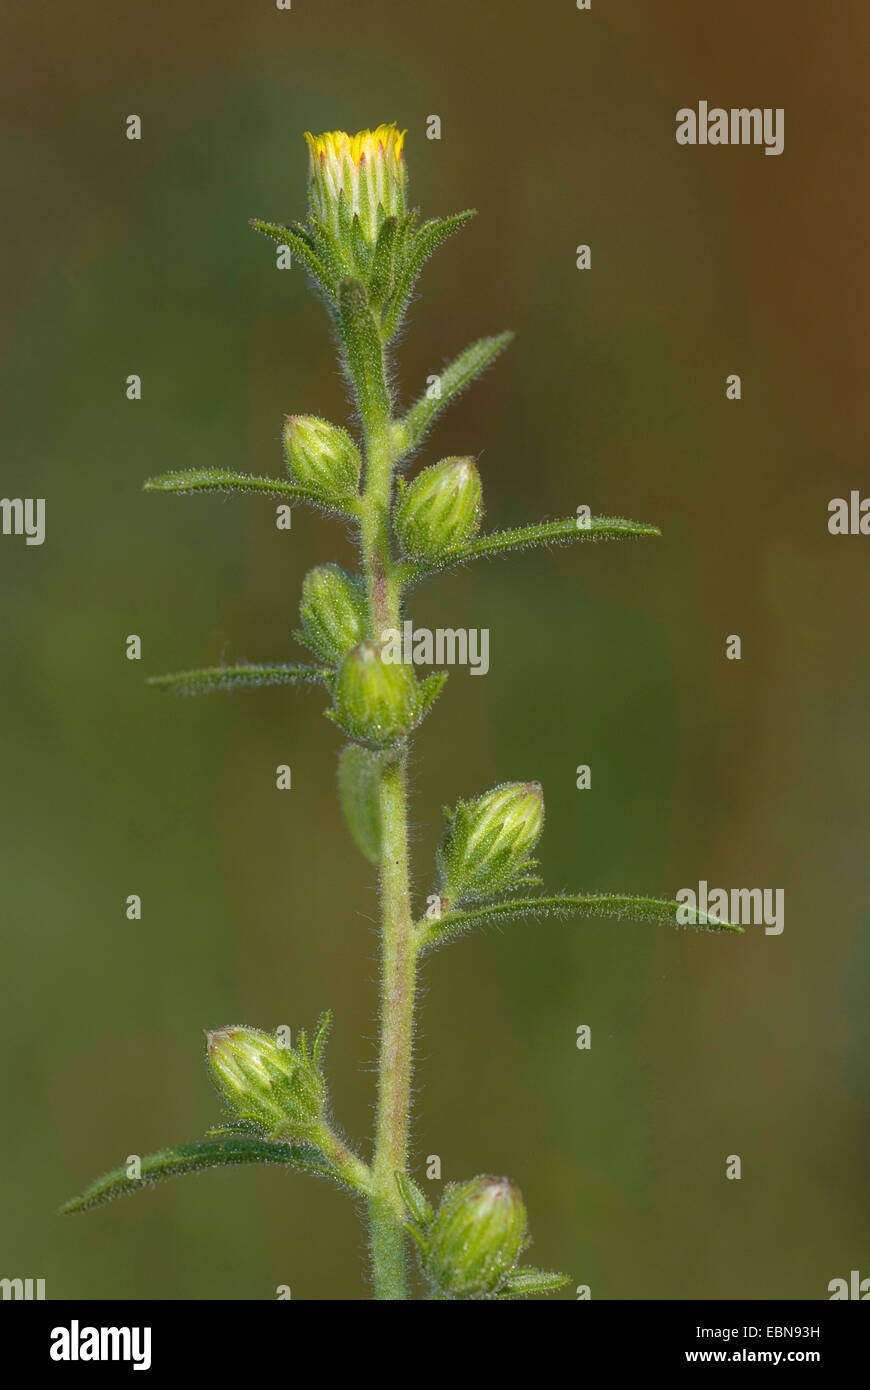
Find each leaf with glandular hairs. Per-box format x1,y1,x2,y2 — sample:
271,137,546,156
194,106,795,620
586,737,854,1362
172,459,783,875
396,1171,434,1230
337,279,391,429
59,1138,338,1214
147,664,331,696
398,331,513,452
496,1268,570,1299
144,469,324,502
337,744,383,866
419,893,742,949
403,514,661,581
384,210,477,338
249,218,335,295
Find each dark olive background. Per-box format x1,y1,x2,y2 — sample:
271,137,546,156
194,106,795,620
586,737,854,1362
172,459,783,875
2,1,868,1299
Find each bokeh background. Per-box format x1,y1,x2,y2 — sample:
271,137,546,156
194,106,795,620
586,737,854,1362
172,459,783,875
2,0,868,1299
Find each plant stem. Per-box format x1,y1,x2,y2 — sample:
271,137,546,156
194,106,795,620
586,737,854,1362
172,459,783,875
315,1125,374,1197
369,752,417,1298
355,351,417,1299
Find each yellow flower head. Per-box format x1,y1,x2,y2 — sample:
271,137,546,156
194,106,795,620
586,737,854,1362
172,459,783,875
304,123,407,244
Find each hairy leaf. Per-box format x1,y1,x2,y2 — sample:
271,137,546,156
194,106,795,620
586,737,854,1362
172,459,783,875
399,331,514,451
147,663,331,695
384,209,476,336
337,279,391,429
60,1138,337,1214
249,219,335,294
369,215,399,309
337,744,383,865
395,1171,434,1229
404,514,661,580
419,893,742,948
497,1268,570,1299
143,469,325,503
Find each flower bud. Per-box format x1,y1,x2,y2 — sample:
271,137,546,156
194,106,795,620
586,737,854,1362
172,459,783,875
424,1176,528,1299
330,640,421,749
394,457,482,562
297,564,368,666
305,124,407,248
437,780,544,904
283,415,361,499
205,1025,325,1137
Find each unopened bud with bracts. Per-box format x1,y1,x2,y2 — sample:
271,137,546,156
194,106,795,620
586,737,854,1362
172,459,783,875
282,415,361,501
437,780,544,905
205,1022,328,1139
328,640,422,749
423,1176,528,1299
394,457,482,563
296,564,368,666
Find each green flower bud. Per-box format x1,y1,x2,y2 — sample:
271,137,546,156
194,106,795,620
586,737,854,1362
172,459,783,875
424,1176,528,1299
330,640,421,749
297,564,368,666
205,1025,325,1137
394,457,482,562
437,780,544,904
282,415,361,499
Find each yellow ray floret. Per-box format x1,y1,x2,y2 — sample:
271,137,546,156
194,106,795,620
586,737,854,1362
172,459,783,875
304,123,408,242
304,123,406,166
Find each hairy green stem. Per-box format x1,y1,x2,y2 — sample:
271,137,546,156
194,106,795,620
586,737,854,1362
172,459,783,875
369,753,417,1298
353,340,417,1299
317,1129,374,1197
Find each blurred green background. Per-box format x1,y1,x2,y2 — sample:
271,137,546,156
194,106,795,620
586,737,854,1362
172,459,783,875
2,0,868,1299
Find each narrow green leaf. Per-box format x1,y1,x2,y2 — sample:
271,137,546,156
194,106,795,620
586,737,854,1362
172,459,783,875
147,663,331,696
60,1138,336,1214
337,278,391,428
249,219,335,294
350,214,372,277
311,1010,332,1068
306,218,351,284
369,215,399,308
337,744,383,866
336,189,354,252
204,1122,262,1138
404,514,661,581
420,893,743,948
384,209,477,337
497,1268,570,1299
399,331,514,451
143,469,325,503
418,669,448,720
392,209,419,274
395,1172,434,1228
